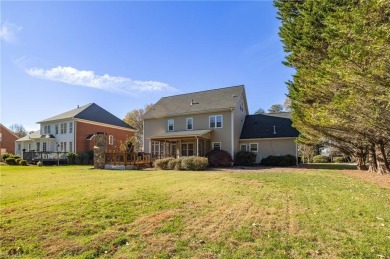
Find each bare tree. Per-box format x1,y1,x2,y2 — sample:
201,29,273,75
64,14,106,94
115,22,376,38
9,124,27,138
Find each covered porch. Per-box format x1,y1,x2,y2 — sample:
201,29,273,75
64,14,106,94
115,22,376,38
149,129,212,160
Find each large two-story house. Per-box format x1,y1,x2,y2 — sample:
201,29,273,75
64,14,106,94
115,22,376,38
142,85,299,163
15,103,135,157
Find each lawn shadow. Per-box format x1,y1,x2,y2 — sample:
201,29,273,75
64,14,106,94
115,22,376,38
298,163,357,170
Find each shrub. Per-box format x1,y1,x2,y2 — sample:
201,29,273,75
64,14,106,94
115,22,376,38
155,157,175,170
13,155,21,159
76,153,90,165
15,158,22,165
1,153,13,161
37,161,43,167
181,157,208,171
235,151,257,166
67,152,77,165
20,160,28,166
206,150,233,167
5,157,16,165
168,158,183,170
261,155,297,167
313,155,330,163
333,156,345,163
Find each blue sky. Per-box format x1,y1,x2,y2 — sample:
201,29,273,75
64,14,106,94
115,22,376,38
1,1,293,132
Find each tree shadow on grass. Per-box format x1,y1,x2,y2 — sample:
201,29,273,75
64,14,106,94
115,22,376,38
298,163,357,170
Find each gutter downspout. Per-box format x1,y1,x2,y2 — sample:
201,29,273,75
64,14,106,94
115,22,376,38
196,136,199,156
231,109,234,158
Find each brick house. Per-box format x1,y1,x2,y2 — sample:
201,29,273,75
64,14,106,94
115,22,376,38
15,103,135,157
0,124,19,155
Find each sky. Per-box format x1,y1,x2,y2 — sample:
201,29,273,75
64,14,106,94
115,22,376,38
1,1,294,132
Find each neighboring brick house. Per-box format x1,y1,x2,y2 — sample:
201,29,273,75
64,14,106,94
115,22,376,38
142,85,299,162
15,103,135,157
0,124,19,155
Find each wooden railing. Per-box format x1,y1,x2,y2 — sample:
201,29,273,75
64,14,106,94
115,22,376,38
23,151,68,162
105,152,152,168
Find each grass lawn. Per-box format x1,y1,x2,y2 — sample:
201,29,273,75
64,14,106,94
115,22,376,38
1,165,389,258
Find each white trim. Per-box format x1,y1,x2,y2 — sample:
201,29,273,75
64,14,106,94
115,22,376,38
249,143,258,152
212,142,221,151
240,137,297,141
240,144,248,151
143,108,232,120
209,115,223,128
186,117,193,131
75,118,136,132
231,110,234,156
167,119,174,132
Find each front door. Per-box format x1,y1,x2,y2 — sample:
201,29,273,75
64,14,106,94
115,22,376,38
181,143,194,156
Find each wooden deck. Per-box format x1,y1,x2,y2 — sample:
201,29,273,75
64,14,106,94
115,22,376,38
105,152,153,168
23,151,68,164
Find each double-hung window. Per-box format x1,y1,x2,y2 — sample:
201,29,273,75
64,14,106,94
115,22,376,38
212,142,221,151
109,135,114,145
69,122,73,134
44,125,51,134
209,115,223,128
55,124,59,134
168,119,174,131
240,144,248,151
249,143,258,152
61,123,67,134
186,118,193,130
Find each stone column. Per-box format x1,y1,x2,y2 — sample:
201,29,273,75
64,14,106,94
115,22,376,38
94,132,106,169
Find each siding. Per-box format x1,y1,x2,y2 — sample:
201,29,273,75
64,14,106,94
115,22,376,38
0,125,18,154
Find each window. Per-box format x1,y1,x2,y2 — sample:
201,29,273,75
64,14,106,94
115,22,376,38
168,119,174,131
44,125,51,134
60,142,64,151
240,144,247,151
63,142,67,152
36,142,40,152
152,141,160,157
17,144,21,152
212,142,221,151
249,143,258,152
55,124,59,134
60,123,67,134
43,142,47,152
28,144,31,151
69,122,73,134
109,135,114,145
69,142,73,152
209,115,223,128
186,118,193,130
181,143,194,156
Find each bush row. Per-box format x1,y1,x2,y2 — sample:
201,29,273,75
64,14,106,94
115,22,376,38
5,157,28,166
155,157,209,171
261,155,297,167
67,152,93,165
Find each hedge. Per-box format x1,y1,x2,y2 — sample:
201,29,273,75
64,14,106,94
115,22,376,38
155,157,175,170
235,151,257,166
206,150,233,167
181,157,208,171
5,157,16,165
313,155,330,163
261,155,297,167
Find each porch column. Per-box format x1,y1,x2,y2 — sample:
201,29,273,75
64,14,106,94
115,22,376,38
196,137,199,157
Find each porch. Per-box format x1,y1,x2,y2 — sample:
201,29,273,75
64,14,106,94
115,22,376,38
23,151,68,164
149,129,212,160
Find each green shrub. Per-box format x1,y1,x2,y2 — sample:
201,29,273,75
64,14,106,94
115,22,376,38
206,150,233,167
168,158,183,170
155,157,175,170
333,156,345,163
37,161,43,167
76,153,90,165
5,157,16,165
15,158,22,165
261,155,297,167
13,155,21,159
67,152,77,165
235,151,257,166
20,160,28,166
1,153,13,161
181,157,208,171
313,155,329,163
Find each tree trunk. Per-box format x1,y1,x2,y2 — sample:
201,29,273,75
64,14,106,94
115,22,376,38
356,147,367,170
368,144,378,173
376,141,390,174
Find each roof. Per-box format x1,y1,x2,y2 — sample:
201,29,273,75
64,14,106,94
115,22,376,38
150,129,213,140
0,123,19,139
143,85,246,119
263,112,292,119
38,103,134,129
240,114,299,139
16,130,41,141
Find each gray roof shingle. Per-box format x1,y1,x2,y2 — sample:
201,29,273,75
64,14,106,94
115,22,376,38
143,85,245,119
38,103,134,129
240,114,299,139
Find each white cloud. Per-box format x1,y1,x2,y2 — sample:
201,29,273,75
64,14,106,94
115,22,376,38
0,21,22,43
26,66,178,95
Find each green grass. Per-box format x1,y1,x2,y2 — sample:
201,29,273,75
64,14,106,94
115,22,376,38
1,165,389,258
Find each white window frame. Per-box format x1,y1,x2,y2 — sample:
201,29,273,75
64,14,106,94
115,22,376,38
109,135,114,145
55,124,59,134
37,142,40,152
186,118,193,130
167,119,174,132
152,141,160,156
69,142,73,152
44,125,51,134
43,142,47,152
69,122,73,134
240,144,248,152
212,142,221,151
249,143,258,152
61,123,67,134
209,115,223,128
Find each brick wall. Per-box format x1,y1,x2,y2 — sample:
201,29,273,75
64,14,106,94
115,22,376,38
75,121,134,154
0,125,18,154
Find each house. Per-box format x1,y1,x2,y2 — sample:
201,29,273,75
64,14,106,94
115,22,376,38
0,124,19,155
142,85,299,162
15,103,135,158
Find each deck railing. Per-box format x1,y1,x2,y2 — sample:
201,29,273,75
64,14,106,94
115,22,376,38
23,151,68,162
105,152,152,167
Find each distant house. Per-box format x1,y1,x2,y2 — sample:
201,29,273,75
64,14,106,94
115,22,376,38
142,85,299,162
0,124,19,155
15,103,135,158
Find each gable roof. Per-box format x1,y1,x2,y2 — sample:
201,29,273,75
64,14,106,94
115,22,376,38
263,112,292,119
240,114,299,139
16,130,41,141
38,103,134,129
143,85,246,119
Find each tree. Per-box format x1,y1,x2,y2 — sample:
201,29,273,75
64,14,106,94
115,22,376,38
9,124,27,138
268,104,284,113
123,104,153,151
254,108,265,114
